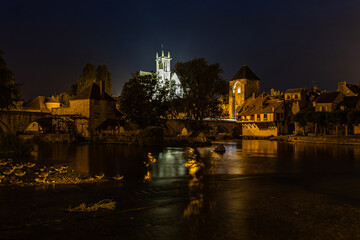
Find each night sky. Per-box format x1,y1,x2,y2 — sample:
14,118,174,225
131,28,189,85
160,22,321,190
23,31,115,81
1,0,360,100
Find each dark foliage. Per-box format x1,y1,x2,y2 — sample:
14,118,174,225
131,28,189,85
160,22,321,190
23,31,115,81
0,50,21,109
119,72,172,128
174,58,228,121
74,63,112,95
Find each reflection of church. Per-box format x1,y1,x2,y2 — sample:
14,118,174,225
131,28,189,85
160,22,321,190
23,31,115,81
140,50,183,97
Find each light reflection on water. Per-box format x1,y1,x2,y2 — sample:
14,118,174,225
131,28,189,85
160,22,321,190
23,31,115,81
34,140,360,182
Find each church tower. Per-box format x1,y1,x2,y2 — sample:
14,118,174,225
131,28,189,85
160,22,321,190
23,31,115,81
156,50,172,84
229,65,260,119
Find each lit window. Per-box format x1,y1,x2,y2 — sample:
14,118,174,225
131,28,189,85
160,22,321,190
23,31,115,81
237,87,241,94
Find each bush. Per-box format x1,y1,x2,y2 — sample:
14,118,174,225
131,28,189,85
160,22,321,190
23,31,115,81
138,126,164,146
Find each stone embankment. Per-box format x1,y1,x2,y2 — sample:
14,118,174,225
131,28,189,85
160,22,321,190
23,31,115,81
286,135,360,145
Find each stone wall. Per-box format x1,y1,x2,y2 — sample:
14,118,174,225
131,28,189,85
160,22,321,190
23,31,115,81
0,110,51,133
242,123,278,137
229,79,260,119
90,99,116,130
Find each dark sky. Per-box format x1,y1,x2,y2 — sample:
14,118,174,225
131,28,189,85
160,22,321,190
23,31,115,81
1,0,360,100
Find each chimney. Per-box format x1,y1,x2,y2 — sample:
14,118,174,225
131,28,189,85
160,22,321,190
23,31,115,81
100,81,105,98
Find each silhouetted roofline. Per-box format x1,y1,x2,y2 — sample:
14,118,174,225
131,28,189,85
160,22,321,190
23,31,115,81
232,65,260,81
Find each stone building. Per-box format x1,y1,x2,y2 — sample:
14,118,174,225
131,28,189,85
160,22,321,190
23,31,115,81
25,96,60,112
54,81,117,133
285,88,306,115
339,96,360,111
228,65,260,119
315,92,343,112
237,93,286,136
337,81,360,96
140,50,183,97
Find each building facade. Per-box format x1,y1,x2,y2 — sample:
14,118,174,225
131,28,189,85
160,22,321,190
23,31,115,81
140,50,183,97
54,81,117,135
236,93,286,136
228,65,260,119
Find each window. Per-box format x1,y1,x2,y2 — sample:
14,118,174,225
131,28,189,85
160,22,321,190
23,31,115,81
237,87,241,94
257,114,260,121
287,95,290,100
264,114,267,121
250,115,254,121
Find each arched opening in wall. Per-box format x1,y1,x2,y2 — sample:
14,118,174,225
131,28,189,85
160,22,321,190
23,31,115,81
180,127,189,136
24,121,44,133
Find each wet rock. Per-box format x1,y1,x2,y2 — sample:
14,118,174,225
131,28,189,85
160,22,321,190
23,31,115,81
214,144,225,153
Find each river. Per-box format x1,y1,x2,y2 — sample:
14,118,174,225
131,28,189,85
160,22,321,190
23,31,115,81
34,140,360,179
2,140,360,239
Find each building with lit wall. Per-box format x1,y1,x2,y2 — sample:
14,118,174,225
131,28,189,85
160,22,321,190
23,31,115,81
228,65,260,119
140,50,183,97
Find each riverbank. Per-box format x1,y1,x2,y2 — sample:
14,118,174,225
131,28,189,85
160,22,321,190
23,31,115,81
281,135,360,145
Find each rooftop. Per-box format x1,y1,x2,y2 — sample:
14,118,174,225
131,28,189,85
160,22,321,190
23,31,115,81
316,92,341,103
285,88,304,93
232,65,260,81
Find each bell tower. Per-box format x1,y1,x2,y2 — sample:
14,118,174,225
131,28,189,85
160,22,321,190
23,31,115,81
156,50,172,83
229,65,260,119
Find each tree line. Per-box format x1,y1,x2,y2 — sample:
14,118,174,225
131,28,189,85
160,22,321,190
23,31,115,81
119,58,228,129
0,49,228,129
0,50,21,109
295,110,360,135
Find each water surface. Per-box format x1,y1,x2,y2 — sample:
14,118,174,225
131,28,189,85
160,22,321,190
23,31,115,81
34,140,360,180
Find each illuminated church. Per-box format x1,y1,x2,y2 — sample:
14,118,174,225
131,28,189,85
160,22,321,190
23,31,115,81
140,50,183,97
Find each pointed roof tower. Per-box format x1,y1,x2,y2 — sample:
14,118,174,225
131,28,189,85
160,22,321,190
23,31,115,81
232,65,260,81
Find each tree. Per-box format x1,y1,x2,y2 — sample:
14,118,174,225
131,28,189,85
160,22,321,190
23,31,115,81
347,110,360,135
0,50,21,109
119,72,172,128
294,112,307,135
72,63,112,96
308,112,329,135
174,58,228,122
96,65,111,94
330,110,347,135
77,63,96,93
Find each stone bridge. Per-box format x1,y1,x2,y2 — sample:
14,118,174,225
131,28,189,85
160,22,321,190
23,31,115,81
0,110,52,133
165,119,241,136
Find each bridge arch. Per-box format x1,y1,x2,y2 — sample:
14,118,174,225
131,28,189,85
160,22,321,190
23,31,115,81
24,121,44,133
